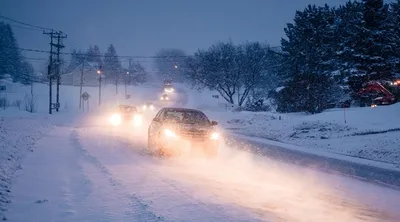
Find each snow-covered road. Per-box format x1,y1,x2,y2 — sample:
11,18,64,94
5,112,400,222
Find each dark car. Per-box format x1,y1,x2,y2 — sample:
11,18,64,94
109,105,143,126
147,107,219,157
160,94,169,101
141,102,155,112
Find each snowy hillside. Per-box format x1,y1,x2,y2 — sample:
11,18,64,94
179,85,400,167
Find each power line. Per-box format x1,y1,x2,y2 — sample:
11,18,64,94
0,15,55,31
3,45,284,60
3,23,44,32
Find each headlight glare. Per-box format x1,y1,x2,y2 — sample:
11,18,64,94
164,129,178,138
110,114,122,126
210,132,219,140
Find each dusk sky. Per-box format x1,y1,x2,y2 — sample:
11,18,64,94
0,0,375,70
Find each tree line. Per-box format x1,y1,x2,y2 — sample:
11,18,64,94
0,22,35,84
157,0,400,113
65,44,147,84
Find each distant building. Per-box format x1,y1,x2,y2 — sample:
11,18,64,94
61,61,105,86
0,74,14,93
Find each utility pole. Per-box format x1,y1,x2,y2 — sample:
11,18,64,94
44,30,55,114
55,33,67,112
79,57,85,109
43,30,67,114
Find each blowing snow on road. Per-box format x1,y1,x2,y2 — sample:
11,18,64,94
4,105,400,222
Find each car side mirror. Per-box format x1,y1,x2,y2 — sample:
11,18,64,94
211,121,218,126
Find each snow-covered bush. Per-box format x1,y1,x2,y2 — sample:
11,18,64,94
244,98,271,112
12,99,22,110
0,97,9,110
275,74,342,114
24,94,37,113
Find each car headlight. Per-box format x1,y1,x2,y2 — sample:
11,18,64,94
133,114,142,125
134,114,142,121
164,129,178,138
165,97,169,100
142,105,147,110
210,132,219,140
110,114,122,126
150,105,154,110
160,97,164,100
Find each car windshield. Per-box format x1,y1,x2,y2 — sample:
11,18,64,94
163,110,209,124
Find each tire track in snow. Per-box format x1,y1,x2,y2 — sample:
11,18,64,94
76,127,254,221
69,130,165,222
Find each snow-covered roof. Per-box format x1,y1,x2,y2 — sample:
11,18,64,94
275,86,285,92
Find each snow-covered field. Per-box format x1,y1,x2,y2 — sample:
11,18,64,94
1,82,400,221
175,84,400,167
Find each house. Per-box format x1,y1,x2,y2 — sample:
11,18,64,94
0,74,14,94
61,61,105,86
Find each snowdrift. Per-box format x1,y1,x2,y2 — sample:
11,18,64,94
179,84,400,166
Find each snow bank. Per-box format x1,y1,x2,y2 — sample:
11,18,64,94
212,104,400,166
179,84,400,167
0,110,79,218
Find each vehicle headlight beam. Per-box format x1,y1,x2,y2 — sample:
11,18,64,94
210,132,219,140
110,114,122,126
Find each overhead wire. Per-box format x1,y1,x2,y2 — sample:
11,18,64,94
0,15,55,31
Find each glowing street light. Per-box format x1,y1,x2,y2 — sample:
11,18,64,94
174,65,178,69
97,67,102,106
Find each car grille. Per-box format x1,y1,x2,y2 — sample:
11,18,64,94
179,129,209,140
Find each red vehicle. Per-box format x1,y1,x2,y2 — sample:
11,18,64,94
357,81,397,106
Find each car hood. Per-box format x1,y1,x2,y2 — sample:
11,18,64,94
164,122,213,132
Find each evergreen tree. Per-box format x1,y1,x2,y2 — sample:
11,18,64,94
86,45,102,66
357,0,395,80
64,49,85,73
281,4,336,77
128,61,146,84
276,74,340,113
389,0,400,76
103,44,121,81
19,61,35,85
0,22,23,81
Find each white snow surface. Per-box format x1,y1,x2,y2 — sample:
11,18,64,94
2,82,400,221
215,106,400,167
6,112,400,222
176,84,400,167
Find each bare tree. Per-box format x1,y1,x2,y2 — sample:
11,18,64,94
186,41,272,106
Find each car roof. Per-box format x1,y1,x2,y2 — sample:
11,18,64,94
118,105,132,107
162,107,205,113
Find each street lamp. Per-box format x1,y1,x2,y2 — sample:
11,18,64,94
97,68,102,106
174,65,178,69
125,72,129,96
